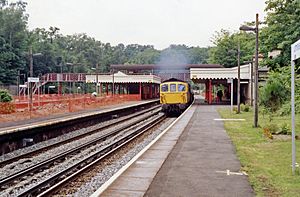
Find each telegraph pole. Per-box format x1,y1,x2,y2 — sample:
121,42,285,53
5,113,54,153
237,42,241,113
29,47,33,112
254,13,259,127
96,63,99,94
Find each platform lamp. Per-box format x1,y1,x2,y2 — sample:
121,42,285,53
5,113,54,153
28,47,42,113
239,13,259,127
66,62,81,96
91,63,99,95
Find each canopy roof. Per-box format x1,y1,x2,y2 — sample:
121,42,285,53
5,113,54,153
190,64,251,80
86,71,161,84
111,64,223,70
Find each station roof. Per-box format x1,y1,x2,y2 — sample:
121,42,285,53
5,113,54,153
86,71,161,84
111,64,223,70
190,64,251,80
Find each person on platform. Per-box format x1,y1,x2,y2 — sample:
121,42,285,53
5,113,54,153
217,89,223,102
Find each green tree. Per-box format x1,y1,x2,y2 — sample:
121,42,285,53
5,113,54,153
260,0,300,69
209,30,255,67
0,0,28,84
189,47,210,64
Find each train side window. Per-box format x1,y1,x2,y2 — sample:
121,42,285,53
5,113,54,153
178,84,186,92
161,84,168,92
170,84,176,92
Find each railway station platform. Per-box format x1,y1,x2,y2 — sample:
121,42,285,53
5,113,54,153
0,99,158,137
96,101,254,196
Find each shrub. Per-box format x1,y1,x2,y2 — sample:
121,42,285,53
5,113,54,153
240,104,245,111
278,123,290,135
245,104,250,112
240,104,250,112
233,106,238,113
263,127,273,139
259,68,290,113
278,99,300,116
0,89,13,102
263,123,279,134
0,89,15,114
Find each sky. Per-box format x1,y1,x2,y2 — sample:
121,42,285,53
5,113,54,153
25,0,267,50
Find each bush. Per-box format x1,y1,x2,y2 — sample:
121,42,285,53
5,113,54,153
263,123,279,134
278,123,290,135
259,68,290,112
263,127,273,139
0,89,13,102
240,104,250,112
278,99,300,116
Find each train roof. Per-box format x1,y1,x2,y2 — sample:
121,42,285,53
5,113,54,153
162,78,185,83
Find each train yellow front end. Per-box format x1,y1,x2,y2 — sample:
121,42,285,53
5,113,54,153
160,79,193,115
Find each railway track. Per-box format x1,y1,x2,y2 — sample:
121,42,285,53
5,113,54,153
0,108,165,196
0,105,160,168
0,108,160,189
23,114,165,197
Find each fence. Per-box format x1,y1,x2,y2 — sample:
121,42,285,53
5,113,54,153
0,94,141,121
13,94,141,111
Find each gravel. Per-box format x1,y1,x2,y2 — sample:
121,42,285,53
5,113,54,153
71,118,175,196
0,110,162,197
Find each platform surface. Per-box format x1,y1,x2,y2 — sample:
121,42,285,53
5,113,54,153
100,103,254,197
0,100,157,135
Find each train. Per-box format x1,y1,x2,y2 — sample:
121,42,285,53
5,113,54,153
160,78,194,115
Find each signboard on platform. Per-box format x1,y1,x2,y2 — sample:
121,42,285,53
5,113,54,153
19,84,27,88
291,39,300,61
28,77,39,82
290,38,300,175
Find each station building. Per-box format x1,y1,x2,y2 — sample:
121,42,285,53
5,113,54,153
111,64,255,105
18,63,266,105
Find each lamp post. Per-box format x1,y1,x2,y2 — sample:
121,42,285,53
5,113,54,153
91,63,99,94
240,13,259,127
66,62,81,95
17,70,20,97
111,68,115,96
28,47,42,112
237,42,241,113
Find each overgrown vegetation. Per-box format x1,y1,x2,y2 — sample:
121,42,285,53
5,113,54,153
0,89,13,102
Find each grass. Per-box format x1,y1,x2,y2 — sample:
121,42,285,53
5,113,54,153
218,108,300,197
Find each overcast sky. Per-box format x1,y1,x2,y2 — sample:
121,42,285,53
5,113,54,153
25,0,266,50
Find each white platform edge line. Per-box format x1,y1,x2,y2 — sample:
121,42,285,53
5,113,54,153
214,118,245,121
90,100,195,197
0,100,158,135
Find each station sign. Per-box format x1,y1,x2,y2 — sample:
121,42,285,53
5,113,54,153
291,39,300,61
28,77,39,82
19,84,27,88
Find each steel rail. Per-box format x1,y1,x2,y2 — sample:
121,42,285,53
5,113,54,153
18,114,166,197
0,105,160,167
0,108,161,188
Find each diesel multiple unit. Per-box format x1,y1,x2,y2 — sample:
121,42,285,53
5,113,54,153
160,78,194,115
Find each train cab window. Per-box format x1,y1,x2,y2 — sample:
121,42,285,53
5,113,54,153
178,84,186,92
161,84,169,92
170,84,176,92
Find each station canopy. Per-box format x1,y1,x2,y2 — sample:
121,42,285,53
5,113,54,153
190,64,251,80
86,71,161,84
